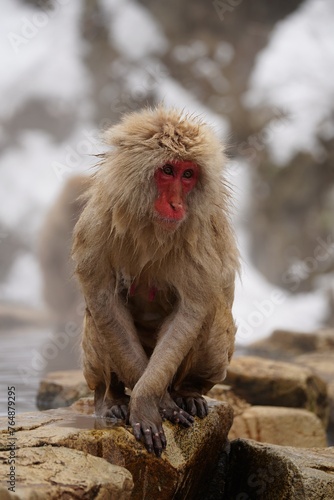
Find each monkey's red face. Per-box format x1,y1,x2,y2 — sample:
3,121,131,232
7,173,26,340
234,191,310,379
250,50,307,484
154,160,199,230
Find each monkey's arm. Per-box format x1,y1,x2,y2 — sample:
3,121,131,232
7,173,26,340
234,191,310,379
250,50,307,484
129,302,205,439
133,304,204,397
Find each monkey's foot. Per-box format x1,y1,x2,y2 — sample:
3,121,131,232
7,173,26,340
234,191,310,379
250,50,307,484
129,404,166,457
171,391,208,418
96,395,130,421
160,393,194,426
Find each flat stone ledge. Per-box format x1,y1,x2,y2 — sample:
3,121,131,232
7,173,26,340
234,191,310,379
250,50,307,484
0,397,233,500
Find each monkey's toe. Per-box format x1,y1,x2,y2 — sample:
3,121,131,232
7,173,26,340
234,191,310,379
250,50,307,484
103,400,129,421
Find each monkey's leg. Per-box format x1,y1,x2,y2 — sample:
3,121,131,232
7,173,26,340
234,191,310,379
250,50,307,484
172,304,236,418
82,311,134,421
82,304,169,456
94,373,130,421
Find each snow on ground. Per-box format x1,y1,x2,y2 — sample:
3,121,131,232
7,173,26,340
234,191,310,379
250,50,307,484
244,0,334,165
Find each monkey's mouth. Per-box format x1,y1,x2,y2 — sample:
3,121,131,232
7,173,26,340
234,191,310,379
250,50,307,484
154,215,182,231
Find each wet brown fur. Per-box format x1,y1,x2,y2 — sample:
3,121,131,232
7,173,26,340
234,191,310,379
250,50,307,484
72,106,239,448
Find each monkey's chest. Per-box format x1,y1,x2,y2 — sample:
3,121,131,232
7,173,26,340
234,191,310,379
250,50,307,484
122,278,175,331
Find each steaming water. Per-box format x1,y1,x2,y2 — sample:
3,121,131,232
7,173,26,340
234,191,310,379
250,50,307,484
0,329,46,417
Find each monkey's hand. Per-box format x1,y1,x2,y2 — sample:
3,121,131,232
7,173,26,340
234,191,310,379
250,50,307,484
129,397,166,458
160,392,195,426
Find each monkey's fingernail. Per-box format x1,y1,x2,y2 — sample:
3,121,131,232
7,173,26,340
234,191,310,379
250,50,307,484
135,423,140,426
145,429,150,433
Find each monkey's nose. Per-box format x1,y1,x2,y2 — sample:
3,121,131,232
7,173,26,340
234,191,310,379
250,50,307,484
170,201,183,211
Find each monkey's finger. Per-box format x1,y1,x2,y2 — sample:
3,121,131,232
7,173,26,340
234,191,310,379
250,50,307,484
132,422,143,442
159,428,167,450
162,407,194,426
185,398,197,416
143,427,154,454
120,405,129,420
151,425,164,457
195,397,208,418
174,397,186,410
177,409,194,427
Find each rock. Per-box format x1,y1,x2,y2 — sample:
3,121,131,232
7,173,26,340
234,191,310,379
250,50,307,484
209,385,327,446
0,445,133,499
247,328,334,360
328,384,334,445
225,438,334,499
0,304,50,330
294,351,334,383
225,356,329,426
0,397,233,500
294,352,334,437
36,370,92,410
207,384,251,416
229,406,327,447
36,371,248,417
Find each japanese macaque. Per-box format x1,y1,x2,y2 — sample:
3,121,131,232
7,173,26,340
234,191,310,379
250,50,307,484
39,175,91,323
72,106,239,456
38,175,91,371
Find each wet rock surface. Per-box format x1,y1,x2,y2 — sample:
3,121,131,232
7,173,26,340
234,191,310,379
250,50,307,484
0,398,233,500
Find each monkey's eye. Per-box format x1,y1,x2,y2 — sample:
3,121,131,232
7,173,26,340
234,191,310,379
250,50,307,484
162,164,174,176
183,169,193,179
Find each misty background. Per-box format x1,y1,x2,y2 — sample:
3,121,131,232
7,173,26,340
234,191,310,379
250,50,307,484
1,0,334,414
